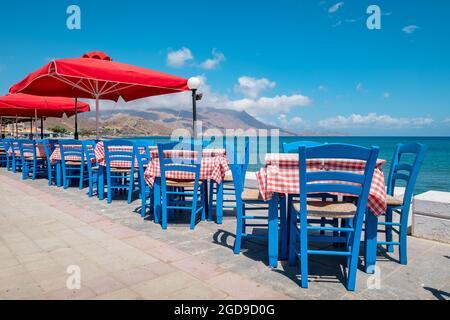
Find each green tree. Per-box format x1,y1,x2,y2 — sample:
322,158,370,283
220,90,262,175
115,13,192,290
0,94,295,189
48,125,68,135
79,128,94,137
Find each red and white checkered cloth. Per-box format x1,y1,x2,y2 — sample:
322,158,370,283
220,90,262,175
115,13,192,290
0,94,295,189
257,153,387,216
50,144,94,163
144,149,230,187
7,144,46,158
95,141,155,168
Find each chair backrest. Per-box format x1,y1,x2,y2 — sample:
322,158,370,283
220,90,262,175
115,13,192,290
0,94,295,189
59,139,84,164
299,144,379,221
133,140,154,171
282,140,322,153
157,141,203,186
19,139,36,160
10,140,21,158
103,139,135,170
227,138,251,198
41,139,57,162
387,143,427,207
82,140,98,168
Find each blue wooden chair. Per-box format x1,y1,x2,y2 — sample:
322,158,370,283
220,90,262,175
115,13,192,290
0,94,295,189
82,140,99,197
378,143,427,265
19,139,46,180
104,139,135,204
41,139,58,186
229,138,288,260
0,139,8,168
133,140,154,218
59,140,88,189
157,141,206,230
288,143,379,291
10,140,23,173
282,140,322,153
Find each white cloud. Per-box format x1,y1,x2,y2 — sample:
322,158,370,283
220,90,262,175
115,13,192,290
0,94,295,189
319,113,434,129
383,92,391,99
356,82,367,93
105,76,310,118
402,25,420,34
225,94,311,115
328,2,344,13
235,76,276,99
167,47,194,67
317,85,328,92
200,49,226,70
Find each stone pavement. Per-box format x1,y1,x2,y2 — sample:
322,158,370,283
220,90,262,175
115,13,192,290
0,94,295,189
0,170,449,300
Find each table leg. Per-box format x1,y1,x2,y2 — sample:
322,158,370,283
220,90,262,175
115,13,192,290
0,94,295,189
153,178,161,224
56,161,62,187
279,195,288,260
98,166,104,200
364,211,378,274
268,193,279,268
216,181,223,225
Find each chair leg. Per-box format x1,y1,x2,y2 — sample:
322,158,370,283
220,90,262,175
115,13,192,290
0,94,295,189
201,183,206,221
208,181,214,221
299,211,309,288
216,182,223,224
107,175,112,204
190,185,200,230
288,204,298,266
233,203,244,254
399,208,409,265
153,179,161,224
385,208,394,252
161,189,168,230
127,174,134,204
347,228,363,291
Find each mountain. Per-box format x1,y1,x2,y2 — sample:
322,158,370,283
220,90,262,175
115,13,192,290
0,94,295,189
44,107,298,136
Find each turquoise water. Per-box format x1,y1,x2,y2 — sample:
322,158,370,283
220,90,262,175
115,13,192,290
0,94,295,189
130,136,450,194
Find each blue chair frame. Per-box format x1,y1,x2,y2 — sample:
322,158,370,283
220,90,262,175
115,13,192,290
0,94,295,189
104,139,135,204
19,139,46,180
10,140,22,173
288,143,379,291
59,140,88,189
0,139,8,168
133,140,154,218
42,139,58,186
378,143,427,264
82,140,99,197
157,141,206,230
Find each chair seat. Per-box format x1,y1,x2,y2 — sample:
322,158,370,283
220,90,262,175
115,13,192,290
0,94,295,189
386,194,403,206
65,161,82,165
293,200,357,218
241,188,264,201
110,168,131,173
166,180,203,188
223,175,233,182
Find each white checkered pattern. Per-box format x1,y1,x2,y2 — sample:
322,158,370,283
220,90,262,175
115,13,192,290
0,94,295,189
7,145,46,158
95,141,154,168
257,153,387,216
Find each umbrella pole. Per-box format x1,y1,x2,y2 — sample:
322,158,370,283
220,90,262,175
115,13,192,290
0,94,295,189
95,96,100,140
74,98,79,140
30,117,33,139
41,117,44,139
192,89,197,139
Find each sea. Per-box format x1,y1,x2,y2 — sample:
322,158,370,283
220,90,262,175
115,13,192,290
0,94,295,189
132,136,450,195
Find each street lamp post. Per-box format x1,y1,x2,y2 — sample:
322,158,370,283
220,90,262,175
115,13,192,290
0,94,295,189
188,77,201,140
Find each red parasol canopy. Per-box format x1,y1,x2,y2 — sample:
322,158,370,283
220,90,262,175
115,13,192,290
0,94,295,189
0,93,90,118
9,51,190,138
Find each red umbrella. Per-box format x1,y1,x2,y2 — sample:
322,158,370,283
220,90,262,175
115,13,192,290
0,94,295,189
0,93,90,118
9,51,193,139
0,93,90,138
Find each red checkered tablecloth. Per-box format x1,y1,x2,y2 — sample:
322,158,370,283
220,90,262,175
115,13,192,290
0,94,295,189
257,153,387,216
144,149,230,187
7,144,46,158
50,144,93,163
95,141,155,168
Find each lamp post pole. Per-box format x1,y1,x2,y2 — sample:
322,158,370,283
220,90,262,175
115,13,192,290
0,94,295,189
192,89,197,139
74,97,79,140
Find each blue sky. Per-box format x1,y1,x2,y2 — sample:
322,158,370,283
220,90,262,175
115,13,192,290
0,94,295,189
0,0,449,135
